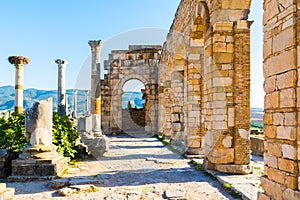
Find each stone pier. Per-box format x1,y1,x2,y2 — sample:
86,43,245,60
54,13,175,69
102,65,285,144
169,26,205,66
8,56,30,114
84,90,89,116
73,89,78,118
55,59,68,116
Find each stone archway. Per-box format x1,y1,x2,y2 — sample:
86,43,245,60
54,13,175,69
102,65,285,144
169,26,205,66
101,45,161,135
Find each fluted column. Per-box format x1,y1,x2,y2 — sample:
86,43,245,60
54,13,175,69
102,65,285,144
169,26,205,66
88,40,102,115
84,90,89,116
72,89,78,118
55,59,68,116
8,56,30,114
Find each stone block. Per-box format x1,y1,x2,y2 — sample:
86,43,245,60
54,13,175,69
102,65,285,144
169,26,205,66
264,49,296,77
257,192,270,200
215,164,252,174
208,148,234,164
213,53,233,64
273,113,284,126
273,27,295,53
212,121,227,130
251,137,265,156
277,126,296,141
212,77,232,87
284,113,296,126
280,88,295,108
283,188,300,200
265,166,285,185
276,70,296,90
186,136,201,148
267,142,282,157
81,135,109,159
264,92,279,109
278,158,297,174
281,144,296,159
264,153,277,168
264,125,276,138
264,76,276,94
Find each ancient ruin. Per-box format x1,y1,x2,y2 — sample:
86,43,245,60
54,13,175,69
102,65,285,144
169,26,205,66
8,56,30,114
9,98,67,181
97,0,300,198
55,59,68,116
2,0,300,199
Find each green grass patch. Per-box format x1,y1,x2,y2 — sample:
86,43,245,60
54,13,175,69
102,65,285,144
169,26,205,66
223,183,242,199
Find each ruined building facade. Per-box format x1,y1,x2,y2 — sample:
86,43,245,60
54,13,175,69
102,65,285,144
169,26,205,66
100,0,300,199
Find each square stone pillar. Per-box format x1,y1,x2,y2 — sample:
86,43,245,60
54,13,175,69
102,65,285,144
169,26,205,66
203,20,252,174
258,1,300,199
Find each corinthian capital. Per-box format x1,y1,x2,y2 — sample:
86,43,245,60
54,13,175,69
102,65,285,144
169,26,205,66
55,59,68,65
88,40,102,50
8,56,30,66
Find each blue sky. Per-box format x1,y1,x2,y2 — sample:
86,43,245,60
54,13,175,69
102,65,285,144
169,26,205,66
0,0,263,107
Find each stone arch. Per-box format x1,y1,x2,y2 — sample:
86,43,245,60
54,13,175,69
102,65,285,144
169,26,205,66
101,45,161,135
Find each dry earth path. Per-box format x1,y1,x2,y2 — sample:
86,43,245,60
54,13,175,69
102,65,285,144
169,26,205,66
6,135,237,200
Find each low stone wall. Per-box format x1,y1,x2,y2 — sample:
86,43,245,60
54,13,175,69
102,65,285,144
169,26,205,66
250,136,264,157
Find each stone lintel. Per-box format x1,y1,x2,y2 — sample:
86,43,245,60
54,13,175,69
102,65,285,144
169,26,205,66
213,22,234,32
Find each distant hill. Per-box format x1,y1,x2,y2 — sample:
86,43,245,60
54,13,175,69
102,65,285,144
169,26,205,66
0,86,145,114
0,85,88,114
0,86,263,120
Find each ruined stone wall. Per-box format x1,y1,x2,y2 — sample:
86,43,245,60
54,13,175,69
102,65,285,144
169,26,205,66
258,0,300,199
101,45,161,134
159,0,252,174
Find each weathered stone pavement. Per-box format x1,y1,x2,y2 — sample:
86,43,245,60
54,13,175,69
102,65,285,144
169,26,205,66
6,135,243,199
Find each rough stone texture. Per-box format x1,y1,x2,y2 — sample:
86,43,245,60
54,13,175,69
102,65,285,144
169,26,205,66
259,0,300,198
24,98,53,146
81,134,109,159
0,183,14,200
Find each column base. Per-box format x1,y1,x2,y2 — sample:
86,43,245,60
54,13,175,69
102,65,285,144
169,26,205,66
8,145,68,182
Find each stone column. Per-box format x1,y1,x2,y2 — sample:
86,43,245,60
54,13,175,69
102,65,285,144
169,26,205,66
8,56,30,114
73,89,78,118
88,40,102,115
55,59,68,116
84,90,89,116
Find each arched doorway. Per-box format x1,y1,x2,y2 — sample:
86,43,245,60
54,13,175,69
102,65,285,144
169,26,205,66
122,79,146,133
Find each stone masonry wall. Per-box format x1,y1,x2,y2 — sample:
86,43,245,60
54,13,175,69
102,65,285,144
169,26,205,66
101,45,161,134
258,0,300,199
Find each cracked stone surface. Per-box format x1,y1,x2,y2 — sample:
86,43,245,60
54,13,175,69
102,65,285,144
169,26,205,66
5,135,237,199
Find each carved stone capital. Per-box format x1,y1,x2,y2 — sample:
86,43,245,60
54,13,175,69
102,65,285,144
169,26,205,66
55,59,68,65
8,56,30,66
88,40,102,50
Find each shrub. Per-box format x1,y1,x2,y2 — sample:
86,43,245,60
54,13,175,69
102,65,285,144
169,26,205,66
52,112,79,159
0,112,79,160
0,113,27,153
